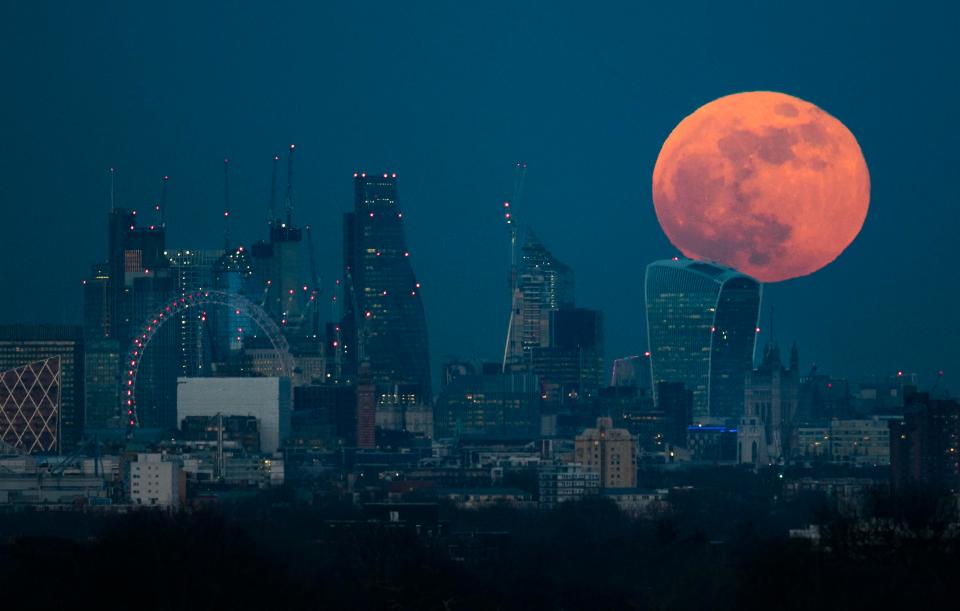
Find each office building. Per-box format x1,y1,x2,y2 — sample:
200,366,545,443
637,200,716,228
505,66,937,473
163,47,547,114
889,392,960,493
611,353,652,390
794,417,892,466
342,173,431,404
504,232,575,369
0,357,61,453
645,258,761,420
531,308,604,407
166,249,223,377
434,370,541,441
574,417,637,489
0,326,84,449
645,259,761,421
176,377,291,454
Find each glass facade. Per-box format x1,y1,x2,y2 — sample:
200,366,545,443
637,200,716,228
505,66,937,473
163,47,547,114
344,174,431,403
504,232,575,368
434,371,540,440
645,259,761,421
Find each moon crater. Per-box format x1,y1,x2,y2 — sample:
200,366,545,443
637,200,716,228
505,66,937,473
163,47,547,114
653,91,870,283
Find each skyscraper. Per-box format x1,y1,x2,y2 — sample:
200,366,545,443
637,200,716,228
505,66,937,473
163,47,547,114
83,262,112,341
107,207,168,342
645,259,761,421
503,232,575,369
343,173,431,406
167,249,223,377
82,262,120,431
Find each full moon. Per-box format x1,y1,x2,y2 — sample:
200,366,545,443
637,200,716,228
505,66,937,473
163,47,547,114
652,91,869,283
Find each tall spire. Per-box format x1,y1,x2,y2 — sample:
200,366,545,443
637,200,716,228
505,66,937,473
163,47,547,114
789,341,799,373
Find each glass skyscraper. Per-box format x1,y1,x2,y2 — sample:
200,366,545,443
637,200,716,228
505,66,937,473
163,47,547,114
342,173,431,404
503,231,575,369
645,259,761,421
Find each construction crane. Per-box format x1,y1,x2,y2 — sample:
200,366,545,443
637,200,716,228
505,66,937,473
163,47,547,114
258,154,281,309
298,224,323,337
155,175,169,227
109,167,117,211
284,144,295,225
223,158,231,250
501,161,527,372
331,279,343,380
268,153,280,226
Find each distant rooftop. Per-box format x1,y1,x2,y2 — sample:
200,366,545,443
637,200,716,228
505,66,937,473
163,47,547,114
648,257,759,285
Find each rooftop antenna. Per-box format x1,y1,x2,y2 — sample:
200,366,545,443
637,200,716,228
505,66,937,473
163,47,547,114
223,158,231,250
284,144,295,225
268,153,280,227
109,167,116,211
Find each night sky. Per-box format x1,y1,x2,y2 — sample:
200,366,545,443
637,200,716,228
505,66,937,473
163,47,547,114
2,1,957,390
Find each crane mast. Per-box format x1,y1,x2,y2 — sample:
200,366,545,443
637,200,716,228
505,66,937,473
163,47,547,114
501,161,527,372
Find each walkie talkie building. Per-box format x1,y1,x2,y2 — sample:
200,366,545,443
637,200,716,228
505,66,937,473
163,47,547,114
645,259,761,421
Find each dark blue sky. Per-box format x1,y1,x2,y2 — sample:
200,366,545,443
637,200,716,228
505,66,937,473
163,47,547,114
1,1,957,389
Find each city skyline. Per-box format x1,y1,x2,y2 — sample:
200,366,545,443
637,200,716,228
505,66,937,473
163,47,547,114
2,3,957,387
1,4,959,608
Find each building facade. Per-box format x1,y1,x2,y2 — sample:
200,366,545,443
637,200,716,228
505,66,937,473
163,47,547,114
889,392,960,493
128,453,183,509
176,377,291,454
738,342,800,466
342,173,431,406
504,232,575,369
0,357,61,453
573,417,637,489
0,326,83,449
645,259,761,421
434,371,541,441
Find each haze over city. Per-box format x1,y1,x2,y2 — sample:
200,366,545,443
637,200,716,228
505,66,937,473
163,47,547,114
2,1,957,385
1,2,959,610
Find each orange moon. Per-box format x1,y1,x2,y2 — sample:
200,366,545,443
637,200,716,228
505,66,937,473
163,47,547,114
652,91,869,283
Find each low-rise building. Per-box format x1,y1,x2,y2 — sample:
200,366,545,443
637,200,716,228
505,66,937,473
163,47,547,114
439,487,533,509
128,453,184,509
602,488,669,517
538,461,600,509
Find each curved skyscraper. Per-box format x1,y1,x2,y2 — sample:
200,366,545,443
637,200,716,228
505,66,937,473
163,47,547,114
343,173,431,402
645,259,761,421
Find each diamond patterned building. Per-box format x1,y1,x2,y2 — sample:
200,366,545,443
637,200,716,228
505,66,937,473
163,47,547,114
0,357,61,453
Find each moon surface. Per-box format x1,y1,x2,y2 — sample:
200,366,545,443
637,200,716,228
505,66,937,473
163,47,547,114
652,91,869,283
